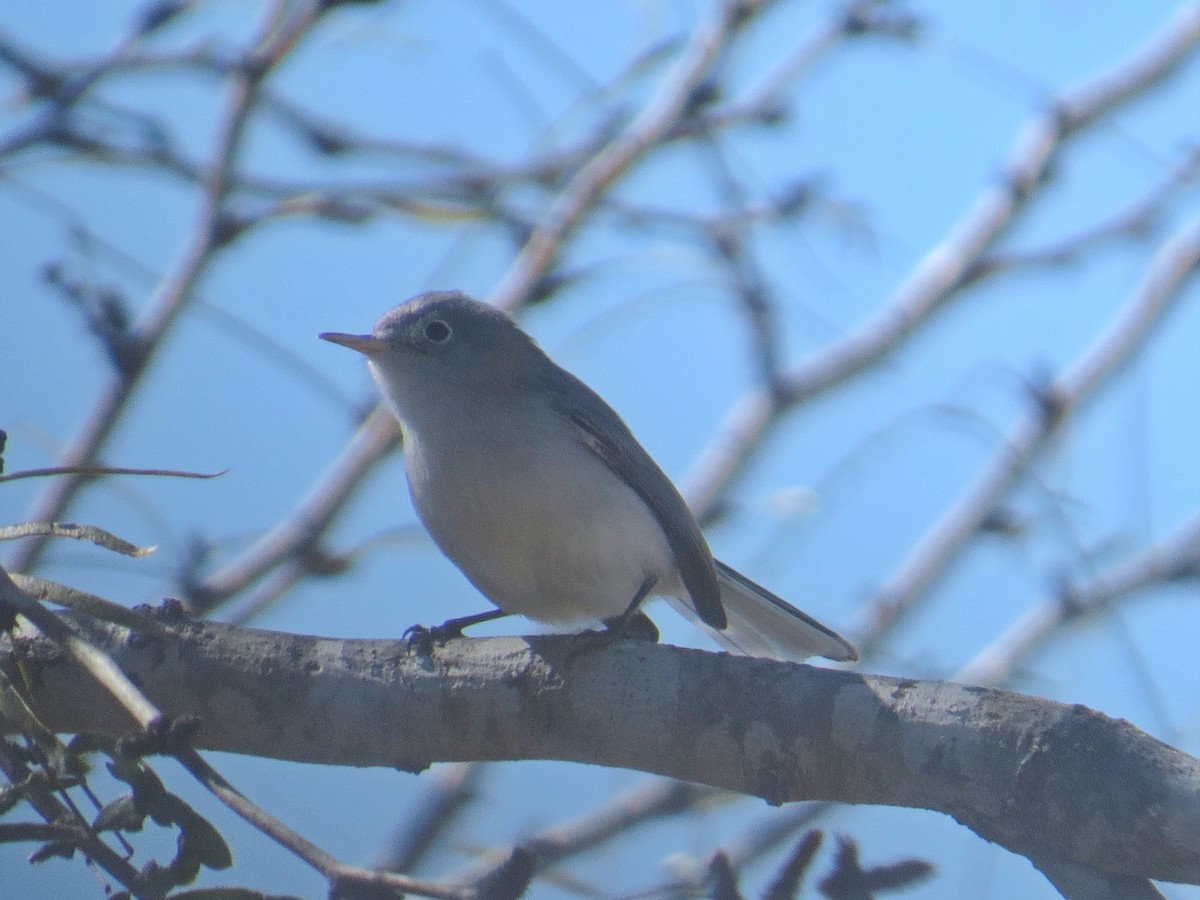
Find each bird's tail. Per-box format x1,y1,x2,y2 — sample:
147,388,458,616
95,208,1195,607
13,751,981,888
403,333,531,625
666,560,857,662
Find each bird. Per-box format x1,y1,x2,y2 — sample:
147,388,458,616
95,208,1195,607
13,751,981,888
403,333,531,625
321,290,856,662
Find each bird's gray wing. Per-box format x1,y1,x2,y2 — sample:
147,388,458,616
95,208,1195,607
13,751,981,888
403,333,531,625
543,366,727,630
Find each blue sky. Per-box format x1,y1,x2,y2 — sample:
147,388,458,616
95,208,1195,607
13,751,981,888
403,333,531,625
2,1,1198,897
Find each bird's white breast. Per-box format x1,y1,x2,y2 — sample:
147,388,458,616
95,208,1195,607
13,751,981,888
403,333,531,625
400,397,678,624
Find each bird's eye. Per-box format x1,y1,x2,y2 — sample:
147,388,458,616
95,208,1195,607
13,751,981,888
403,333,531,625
424,320,451,343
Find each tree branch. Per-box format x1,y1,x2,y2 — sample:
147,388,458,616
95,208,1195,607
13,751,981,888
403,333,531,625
9,0,324,573
488,0,757,311
187,404,401,614
955,513,1200,687
853,213,1200,657
0,568,477,899
5,612,1197,887
680,2,1200,517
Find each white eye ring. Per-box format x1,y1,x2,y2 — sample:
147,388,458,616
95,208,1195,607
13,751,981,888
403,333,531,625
424,320,451,342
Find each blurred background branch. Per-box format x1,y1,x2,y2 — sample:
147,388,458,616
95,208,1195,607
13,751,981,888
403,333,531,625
2,0,1197,897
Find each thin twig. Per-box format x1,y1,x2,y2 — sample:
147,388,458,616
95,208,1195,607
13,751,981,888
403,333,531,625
0,522,154,557
964,148,1200,284
955,513,1200,686
0,748,145,895
7,572,169,634
0,465,223,484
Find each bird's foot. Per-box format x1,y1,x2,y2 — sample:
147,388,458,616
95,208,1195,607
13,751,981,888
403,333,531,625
403,608,511,651
568,610,661,661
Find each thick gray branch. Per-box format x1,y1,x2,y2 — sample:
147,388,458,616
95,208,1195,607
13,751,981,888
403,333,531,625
3,613,1196,886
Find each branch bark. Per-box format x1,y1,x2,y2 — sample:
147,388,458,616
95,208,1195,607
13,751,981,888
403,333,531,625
5,612,1197,887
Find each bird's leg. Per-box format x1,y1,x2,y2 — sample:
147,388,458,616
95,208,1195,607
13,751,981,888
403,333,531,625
404,608,511,646
601,575,660,643
604,609,660,644
568,576,661,660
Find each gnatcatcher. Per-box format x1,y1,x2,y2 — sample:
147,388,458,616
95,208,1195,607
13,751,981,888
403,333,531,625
321,291,856,662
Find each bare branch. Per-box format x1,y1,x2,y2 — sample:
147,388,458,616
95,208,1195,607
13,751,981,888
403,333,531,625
8,614,1198,887
965,149,1200,284
7,572,169,634
0,567,473,899
854,214,1200,657
489,0,757,310
374,762,481,875
0,465,224,484
681,3,1200,516
956,513,1200,686
453,777,714,887
9,0,324,573
0,522,154,557
3,2,1196,895
0,747,145,893
186,404,400,614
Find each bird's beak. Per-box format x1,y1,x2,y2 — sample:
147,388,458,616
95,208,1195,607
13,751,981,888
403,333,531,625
319,332,389,358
